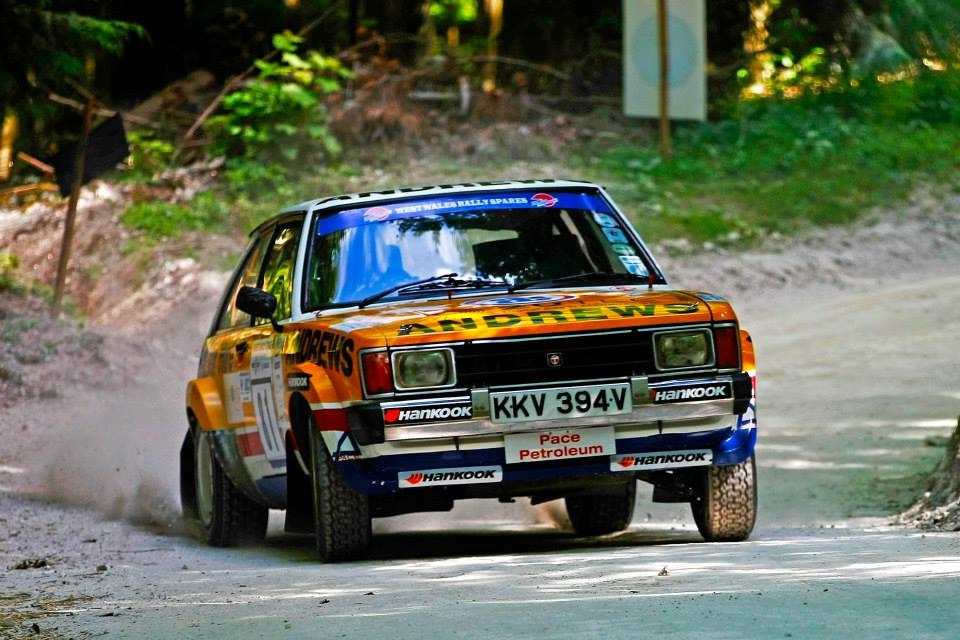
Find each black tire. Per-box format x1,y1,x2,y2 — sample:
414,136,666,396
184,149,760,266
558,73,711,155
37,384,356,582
193,429,268,547
308,420,371,561
565,481,637,536
691,454,757,542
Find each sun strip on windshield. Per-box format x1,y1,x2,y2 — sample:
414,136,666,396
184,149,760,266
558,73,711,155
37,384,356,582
315,190,613,236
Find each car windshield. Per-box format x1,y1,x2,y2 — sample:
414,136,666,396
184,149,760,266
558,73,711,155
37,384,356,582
303,191,654,309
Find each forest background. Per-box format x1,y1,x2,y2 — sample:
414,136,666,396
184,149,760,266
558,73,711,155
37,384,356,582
1,0,959,252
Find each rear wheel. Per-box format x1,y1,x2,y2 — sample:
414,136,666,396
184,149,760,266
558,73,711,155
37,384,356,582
193,429,268,547
565,481,636,536
691,454,757,542
308,421,371,561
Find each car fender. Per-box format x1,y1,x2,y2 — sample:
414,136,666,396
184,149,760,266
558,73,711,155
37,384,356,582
186,377,226,431
286,360,341,446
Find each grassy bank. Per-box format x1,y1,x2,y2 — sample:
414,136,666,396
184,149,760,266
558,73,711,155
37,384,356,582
116,71,960,254
592,87,960,247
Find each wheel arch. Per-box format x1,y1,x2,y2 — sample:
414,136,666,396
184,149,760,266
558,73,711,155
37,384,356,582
288,391,313,476
186,377,226,431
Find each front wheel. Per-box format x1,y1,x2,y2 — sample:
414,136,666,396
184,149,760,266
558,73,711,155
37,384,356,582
691,454,757,542
193,429,268,547
308,423,371,561
565,481,636,536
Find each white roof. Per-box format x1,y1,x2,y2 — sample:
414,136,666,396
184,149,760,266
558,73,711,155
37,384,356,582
279,178,602,216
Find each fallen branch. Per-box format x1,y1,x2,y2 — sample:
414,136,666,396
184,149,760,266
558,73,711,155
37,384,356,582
467,55,572,81
533,94,620,105
16,152,54,175
0,182,59,199
48,93,159,128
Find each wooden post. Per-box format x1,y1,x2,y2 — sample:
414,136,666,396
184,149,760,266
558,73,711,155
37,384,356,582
51,95,95,318
482,0,504,92
0,111,17,183
657,0,672,161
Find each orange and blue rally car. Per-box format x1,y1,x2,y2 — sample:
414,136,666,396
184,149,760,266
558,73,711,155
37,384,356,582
180,179,758,561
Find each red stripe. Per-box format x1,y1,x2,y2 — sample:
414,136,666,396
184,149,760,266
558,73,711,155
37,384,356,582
237,431,265,457
313,408,348,430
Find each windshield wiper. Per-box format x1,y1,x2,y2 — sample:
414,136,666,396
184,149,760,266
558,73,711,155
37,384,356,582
357,274,509,308
508,270,644,293
358,273,458,308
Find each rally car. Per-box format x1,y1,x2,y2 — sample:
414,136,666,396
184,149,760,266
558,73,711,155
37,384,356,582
180,179,758,561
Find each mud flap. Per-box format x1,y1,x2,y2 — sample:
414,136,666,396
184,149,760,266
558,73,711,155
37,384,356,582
284,434,315,534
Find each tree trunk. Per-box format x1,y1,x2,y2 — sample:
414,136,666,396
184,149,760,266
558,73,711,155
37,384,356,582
0,111,17,183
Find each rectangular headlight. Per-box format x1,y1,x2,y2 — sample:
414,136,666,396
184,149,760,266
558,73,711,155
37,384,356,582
393,349,456,389
654,330,713,370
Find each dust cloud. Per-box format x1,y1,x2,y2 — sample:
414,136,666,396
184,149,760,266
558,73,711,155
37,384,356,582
31,275,221,531
26,270,572,536
37,382,188,530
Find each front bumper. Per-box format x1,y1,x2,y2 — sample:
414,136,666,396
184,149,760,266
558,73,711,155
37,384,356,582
338,424,756,496
333,373,756,496
348,373,753,444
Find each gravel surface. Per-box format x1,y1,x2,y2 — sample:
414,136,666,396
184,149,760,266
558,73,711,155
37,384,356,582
2,187,959,639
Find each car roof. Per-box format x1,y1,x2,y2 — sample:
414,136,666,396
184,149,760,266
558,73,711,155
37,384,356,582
250,179,603,236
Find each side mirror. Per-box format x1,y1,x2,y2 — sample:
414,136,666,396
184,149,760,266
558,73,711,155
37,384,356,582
236,286,283,333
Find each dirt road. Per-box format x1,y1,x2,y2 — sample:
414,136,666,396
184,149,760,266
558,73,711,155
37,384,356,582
2,206,960,638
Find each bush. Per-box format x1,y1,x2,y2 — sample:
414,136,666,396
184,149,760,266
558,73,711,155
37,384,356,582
121,192,230,240
592,70,960,245
208,31,350,183
0,252,19,291
126,130,176,177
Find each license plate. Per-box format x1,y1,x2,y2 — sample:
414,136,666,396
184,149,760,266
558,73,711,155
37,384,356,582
504,427,615,464
490,382,632,424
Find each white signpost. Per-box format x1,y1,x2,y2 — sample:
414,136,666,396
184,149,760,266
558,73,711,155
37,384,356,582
623,0,707,122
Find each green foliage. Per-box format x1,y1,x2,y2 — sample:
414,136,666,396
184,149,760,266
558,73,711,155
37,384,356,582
126,130,176,177
0,317,36,343
208,31,350,183
121,192,231,240
737,47,835,99
881,0,960,65
429,0,478,25
0,0,145,112
592,70,960,247
757,64,960,126
0,252,19,291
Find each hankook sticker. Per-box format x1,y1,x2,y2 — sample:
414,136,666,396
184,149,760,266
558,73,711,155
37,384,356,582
651,382,731,404
610,450,714,471
398,466,503,488
383,402,473,425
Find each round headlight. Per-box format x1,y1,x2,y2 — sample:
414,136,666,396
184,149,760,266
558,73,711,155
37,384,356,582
394,349,454,388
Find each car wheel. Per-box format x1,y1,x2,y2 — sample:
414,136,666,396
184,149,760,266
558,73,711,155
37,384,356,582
565,481,637,536
308,418,371,562
690,454,757,542
193,429,268,547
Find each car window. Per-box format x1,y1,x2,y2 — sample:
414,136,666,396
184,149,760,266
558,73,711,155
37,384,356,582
257,223,302,323
305,205,651,309
215,235,268,332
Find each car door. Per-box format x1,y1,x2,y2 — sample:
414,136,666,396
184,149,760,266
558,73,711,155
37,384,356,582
204,218,303,487
245,221,303,468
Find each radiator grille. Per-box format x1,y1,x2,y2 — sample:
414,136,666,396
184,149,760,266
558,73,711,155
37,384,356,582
454,331,656,388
